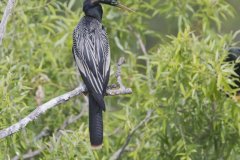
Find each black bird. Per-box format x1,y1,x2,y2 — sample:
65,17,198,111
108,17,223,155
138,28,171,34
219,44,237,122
225,47,240,93
72,0,132,148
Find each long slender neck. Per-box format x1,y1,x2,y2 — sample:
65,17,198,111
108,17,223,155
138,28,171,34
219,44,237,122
83,1,103,22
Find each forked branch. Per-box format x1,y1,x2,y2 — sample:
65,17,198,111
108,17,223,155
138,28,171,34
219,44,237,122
0,58,132,139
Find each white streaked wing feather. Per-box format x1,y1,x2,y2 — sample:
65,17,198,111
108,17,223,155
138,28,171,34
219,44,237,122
73,20,110,95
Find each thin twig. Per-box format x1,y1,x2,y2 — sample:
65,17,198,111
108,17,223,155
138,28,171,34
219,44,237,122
116,57,126,88
128,26,147,55
0,0,16,45
12,99,87,160
110,110,154,160
107,57,132,95
135,33,147,55
33,127,51,141
12,150,42,160
56,105,86,137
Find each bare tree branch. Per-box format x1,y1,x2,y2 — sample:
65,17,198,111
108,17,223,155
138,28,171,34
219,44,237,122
0,85,131,139
12,150,42,160
0,85,85,139
110,110,154,160
0,58,132,139
0,0,16,45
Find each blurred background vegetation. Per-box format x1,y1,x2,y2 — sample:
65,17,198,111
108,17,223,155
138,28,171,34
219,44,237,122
0,0,240,159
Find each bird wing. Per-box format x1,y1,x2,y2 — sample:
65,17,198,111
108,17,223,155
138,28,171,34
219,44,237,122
73,23,110,97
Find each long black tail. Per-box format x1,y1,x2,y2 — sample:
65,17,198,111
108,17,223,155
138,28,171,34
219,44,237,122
89,95,103,148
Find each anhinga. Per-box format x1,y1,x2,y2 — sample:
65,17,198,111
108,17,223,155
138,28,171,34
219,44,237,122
72,0,132,149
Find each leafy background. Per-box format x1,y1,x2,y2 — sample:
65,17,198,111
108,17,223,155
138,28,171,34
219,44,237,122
0,0,240,159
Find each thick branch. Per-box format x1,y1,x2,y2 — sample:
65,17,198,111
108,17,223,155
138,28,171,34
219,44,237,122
110,110,153,160
0,0,16,45
0,85,84,139
0,85,131,139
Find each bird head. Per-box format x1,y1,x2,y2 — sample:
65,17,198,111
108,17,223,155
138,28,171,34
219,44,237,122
83,0,133,21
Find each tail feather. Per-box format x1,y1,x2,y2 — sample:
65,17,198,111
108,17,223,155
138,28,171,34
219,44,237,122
89,95,104,148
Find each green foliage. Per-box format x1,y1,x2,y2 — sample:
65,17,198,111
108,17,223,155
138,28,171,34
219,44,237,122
0,0,240,159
